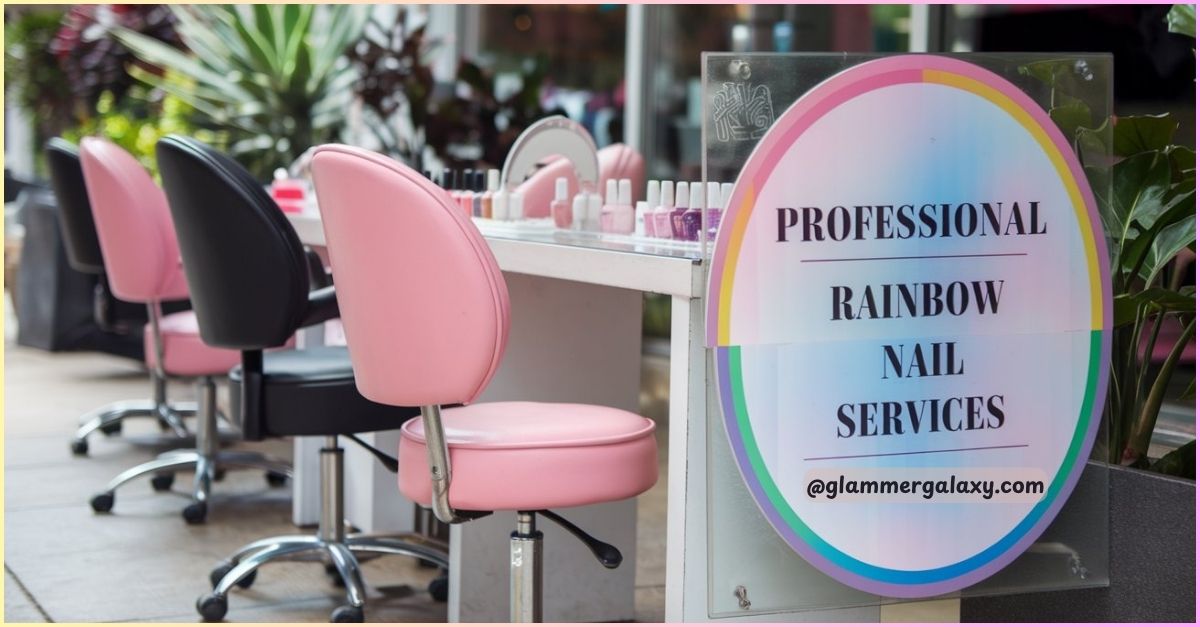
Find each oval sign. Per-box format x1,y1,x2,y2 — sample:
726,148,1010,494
707,55,1110,598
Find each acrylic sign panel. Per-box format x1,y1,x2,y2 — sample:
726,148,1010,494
706,55,1111,598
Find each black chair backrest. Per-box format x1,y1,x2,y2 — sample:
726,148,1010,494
45,138,105,274
155,135,310,350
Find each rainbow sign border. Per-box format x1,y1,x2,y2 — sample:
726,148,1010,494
706,55,1112,598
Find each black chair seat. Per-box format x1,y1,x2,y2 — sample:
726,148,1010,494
230,346,418,437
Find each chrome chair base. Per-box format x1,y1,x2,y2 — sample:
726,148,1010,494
70,303,235,456
88,447,293,524
71,397,198,455
197,437,450,623
89,377,292,524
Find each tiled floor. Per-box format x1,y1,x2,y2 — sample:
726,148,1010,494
3,316,671,623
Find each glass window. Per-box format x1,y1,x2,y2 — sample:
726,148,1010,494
946,4,1196,144
475,5,627,147
641,5,913,181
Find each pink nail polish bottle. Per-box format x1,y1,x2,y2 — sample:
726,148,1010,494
705,181,723,240
601,179,635,234
551,177,571,229
653,181,674,239
460,169,475,215
600,179,619,232
643,180,660,238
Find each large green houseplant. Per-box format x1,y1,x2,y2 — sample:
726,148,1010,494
1027,8,1196,478
114,4,369,179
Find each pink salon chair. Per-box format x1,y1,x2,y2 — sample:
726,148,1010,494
311,144,658,622
155,136,448,624
45,138,192,445
515,143,645,219
78,138,291,523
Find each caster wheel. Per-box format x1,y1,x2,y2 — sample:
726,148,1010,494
182,502,208,525
90,492,114,513
213,468,227,482
331,605,364,623
196,593,228,622
265,471,288,487
70,439,89,456
100,421,122,436
209,561,256,589
428,574,449,602
150,473,175,492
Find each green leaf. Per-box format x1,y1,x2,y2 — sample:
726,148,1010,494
1076,118,1112,162
1112,288,1197,327
288,44,312,99
252,4,279,53
1019,59,1072,88
282,5,314,79
1121,184,1193,282
1142,208,1197,284
114,28,254,102
1113,114,1179,157
1049,100,1092,139
234,10,279,76
1167,4,1196,39
1111,152,1171,244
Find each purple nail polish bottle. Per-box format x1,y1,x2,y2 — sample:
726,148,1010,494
682,182,705,241
671,181,689,239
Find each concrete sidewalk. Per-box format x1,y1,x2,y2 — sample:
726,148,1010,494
3,309,669,622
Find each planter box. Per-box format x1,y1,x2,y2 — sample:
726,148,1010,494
14,188,144,359
963,463,1196,622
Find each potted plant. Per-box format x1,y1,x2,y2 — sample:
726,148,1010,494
114,4,370,179
963,7,1194,621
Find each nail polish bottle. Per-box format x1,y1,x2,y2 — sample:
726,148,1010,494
460,169,474,215
653,180,674,239
599,180,618,233
473,171,486,217
447,169,461,205
482,169,499,219
681,182,704,241
601,179,635,234
551,177,571,229
462,170,476,216
642,180,660,238
510,190,524,221
493,188,509,221
460,171,471,213
586,187,603,231
572,190,588,230
671,181,689,240
705,181,723,240
616,179,634,234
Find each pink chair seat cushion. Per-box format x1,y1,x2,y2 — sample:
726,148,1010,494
398,402,658,511
144,311,242,377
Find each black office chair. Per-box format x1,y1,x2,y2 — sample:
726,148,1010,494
44,138,201,454
155,135,449,623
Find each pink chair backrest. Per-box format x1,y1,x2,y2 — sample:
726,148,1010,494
79,137,188,303
514,143,645,218
310,145,511,407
